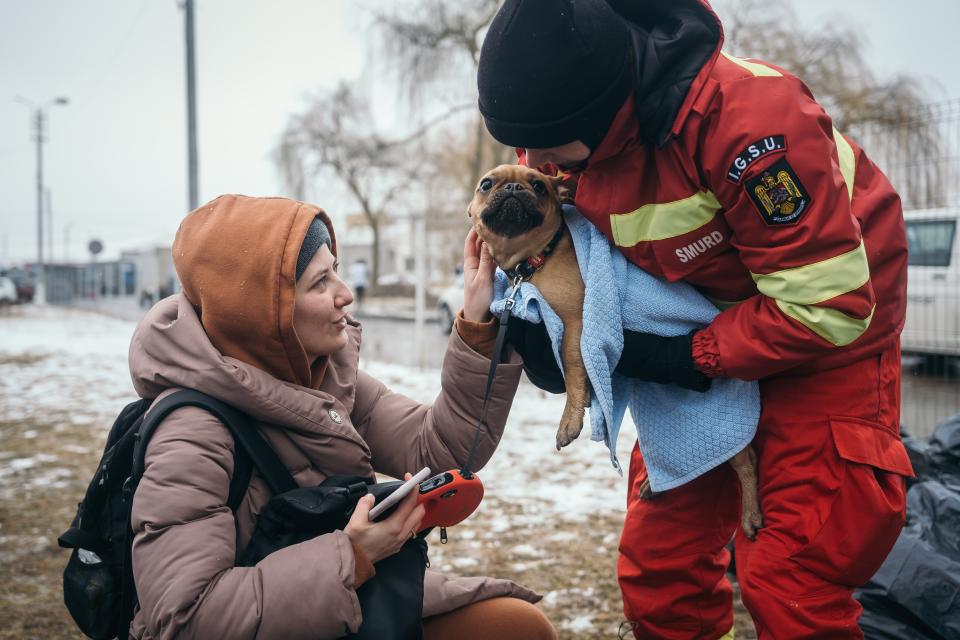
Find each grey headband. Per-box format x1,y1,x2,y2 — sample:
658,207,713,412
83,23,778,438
295,216,332,280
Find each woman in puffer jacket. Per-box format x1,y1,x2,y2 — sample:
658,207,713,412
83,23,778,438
127,195,556,639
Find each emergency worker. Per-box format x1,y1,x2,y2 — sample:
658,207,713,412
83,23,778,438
477,1,914,637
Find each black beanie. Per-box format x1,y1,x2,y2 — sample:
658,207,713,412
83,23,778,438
478,0,633,151
295,216,332,280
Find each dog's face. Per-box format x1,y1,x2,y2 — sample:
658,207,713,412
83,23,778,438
467,164,570,269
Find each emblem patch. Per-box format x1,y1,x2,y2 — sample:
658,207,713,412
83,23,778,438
726,135,787,183
745,158,811,226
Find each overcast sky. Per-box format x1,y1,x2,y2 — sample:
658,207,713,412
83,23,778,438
2,0,958,264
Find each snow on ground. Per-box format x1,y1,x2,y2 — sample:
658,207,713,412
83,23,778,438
0,304,654,638
359,358,638,519
0,305,137,425
0,304,637,518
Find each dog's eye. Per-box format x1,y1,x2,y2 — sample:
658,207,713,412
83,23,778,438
532,180,547,196
478,178,493,192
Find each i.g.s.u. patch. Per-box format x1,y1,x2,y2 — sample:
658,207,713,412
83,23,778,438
726,135,786,183
745,158,811,226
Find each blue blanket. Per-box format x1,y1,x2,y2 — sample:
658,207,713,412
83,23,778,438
491,206,760,491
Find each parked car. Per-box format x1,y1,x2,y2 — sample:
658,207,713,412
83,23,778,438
0,276,17,305
901,207,960,357
436,273,464,334
376,272,415,287
1,267,34,303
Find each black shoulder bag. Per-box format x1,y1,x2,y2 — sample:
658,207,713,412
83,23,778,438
234,429,428,640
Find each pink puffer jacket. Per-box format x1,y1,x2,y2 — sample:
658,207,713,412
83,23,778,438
126,295,538,639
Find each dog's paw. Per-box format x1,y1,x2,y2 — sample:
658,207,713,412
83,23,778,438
637,478,661,501
741,506,764,540
555,406,584,450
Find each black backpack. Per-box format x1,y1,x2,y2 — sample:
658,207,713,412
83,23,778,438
58,390,266,640
59,390,429,640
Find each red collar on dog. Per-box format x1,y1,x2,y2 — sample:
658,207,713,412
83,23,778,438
505,223,566,281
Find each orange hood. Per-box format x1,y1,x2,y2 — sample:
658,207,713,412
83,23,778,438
172,194,337,389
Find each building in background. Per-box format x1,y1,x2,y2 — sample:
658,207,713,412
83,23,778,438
38,245,176,308
337,211,466,291
121,246,177,307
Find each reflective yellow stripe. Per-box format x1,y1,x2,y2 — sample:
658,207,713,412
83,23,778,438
776,301,875,346
609,191,722,247
751,241,870,305
718,627,735,640
833,127,856,201
721,51,782,77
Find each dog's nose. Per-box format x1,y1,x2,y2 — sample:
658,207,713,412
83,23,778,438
503,183,525,192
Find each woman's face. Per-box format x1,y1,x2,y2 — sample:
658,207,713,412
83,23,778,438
293,245,354,360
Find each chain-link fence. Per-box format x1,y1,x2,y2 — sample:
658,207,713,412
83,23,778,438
848,99,960,438
848,99,960,211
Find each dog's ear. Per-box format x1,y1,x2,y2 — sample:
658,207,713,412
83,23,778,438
548,174,576,204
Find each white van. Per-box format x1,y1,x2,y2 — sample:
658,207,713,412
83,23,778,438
901,207,960,357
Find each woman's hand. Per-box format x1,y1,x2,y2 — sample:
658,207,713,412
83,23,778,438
344,473,426,564
462,227,496,322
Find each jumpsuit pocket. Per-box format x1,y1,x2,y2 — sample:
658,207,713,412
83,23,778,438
789,417,914,588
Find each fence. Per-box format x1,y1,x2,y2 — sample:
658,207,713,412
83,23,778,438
848,98,960,211
45,262,136,304
849,99,960,438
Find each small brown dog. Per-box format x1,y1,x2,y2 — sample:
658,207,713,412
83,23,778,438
467,164,763,538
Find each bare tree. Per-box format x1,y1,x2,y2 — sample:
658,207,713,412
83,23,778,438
373,0,498,99
373,0,508,198
374,0,941,210
718,0,942,206
721,0,928,129
274,83,416,284
400,120,518,278
365,0,520,276
274,82,478,283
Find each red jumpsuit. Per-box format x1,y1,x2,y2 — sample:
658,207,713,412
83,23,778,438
526,14,915,638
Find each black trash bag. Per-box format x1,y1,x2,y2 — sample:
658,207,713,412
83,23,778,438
927,414,960,483
908,480,960,555
858,576,945,640
857,481,960,639
856,412,960,640
902,427,933,487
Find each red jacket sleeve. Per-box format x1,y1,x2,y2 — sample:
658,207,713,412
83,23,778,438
693,69,875,380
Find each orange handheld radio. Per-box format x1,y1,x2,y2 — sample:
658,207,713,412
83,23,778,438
415,469,484,532
414,280,522,541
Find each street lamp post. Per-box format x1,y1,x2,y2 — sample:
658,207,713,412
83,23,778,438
16,96,69,304
182,0,199,210
46,188,53,263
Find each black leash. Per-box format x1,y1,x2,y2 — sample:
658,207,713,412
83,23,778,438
459,276,525,479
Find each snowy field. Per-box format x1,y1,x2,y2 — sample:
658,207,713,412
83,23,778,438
0,304,754,639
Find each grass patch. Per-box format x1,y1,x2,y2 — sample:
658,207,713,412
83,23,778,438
0,353,48,367
0,417,96,639
0,416,755,639
430,499,756,639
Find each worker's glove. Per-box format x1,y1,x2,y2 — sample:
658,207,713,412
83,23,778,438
506,320,711,393
617,330,712,392
505,318,566,394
